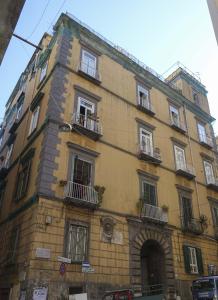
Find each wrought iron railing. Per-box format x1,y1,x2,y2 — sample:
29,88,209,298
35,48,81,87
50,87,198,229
199,133,213,147
139,144,161,161
170,118,186,132
64,181,98,205
138,97,155,113
176,163,195,176
181,217,203,234
72,113,102,135
141,204,168,223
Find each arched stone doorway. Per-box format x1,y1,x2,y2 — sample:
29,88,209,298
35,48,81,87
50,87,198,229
141,239,166,295
128,220,176,299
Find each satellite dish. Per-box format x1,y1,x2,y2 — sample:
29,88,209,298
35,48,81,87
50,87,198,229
59,123,72,132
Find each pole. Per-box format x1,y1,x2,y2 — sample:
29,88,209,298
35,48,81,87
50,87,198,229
12,33,42,50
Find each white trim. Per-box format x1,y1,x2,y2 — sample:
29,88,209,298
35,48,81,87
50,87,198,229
28,106,40,136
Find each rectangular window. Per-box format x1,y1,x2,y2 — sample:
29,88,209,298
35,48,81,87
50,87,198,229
76,97,95,131
183,245,203,274
4,143,14,168
204,161,215,184
0,186,5,210
39,62,48,83
29,106,40,135
198,123,207,143
81,49,97,78
66,223,88,262
181,196,193,228
72,156,92,186
142,181,157,206
7,226,19,264
212,206,218,226
174,145,186,170
137,85,150,109
15,160,32,201
170,105,180,127
16,98,23,120
140,128,153,156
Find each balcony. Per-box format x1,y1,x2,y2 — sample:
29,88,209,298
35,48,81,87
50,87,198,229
181,218,203,235
72,113,102,140
206,177,218,192
175,164,195,180
199,134,213,149
141,203,168,224
138,145,161,164
78,61,101,84
170,118,186,134
64,181,99,209
137,98,155,116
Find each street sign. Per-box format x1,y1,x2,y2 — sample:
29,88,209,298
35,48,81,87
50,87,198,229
59,262,66,275
57,256,71,264
82,261,94,273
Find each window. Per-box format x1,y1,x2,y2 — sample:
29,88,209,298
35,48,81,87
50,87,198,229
212,206,218,226
15,160,32,201
7,226,19,264
39,62,48,83
140,128,153,156
29,106,40,135
76,97,95,131
71,156,92,186
137,85,150,109
181,196,193,228
197,123,207,143
193,90,200,106
16,97,24,120
183,245,203,274
0,185,5,210
204,161,215,184
81,49,97,78
0,136,3,148
170,105,180,127
174,145,186,170
141,181,157,206
4,143,14,168
66,223,88,262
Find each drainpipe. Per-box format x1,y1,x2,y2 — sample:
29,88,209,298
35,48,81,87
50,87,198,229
182,104,201,217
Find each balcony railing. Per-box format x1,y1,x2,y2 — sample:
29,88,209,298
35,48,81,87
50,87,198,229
206,177,218,191
199,134,213,148
78,61,101,83
175,163,195,180
64,181,99,208
138,145,161,164
72,113,102,140
137,98,155,116
181,218,203,235
170,118,186,133
141,203,168,224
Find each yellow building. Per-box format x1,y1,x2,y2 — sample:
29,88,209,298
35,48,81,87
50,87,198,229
0,13,218,300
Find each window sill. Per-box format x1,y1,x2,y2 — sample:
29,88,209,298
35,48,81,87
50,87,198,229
199,140,213,150
27,128,37,140
78,69,101,85
136,104,155,117
37,76,46,89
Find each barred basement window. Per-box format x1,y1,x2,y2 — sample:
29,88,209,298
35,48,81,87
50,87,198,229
15,160,32,201
66,223,88,262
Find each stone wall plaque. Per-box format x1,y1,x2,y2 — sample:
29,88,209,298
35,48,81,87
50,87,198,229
35,248,51,259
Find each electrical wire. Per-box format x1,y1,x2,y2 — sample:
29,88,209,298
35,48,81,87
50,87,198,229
47,0,68,33
27,0,51,39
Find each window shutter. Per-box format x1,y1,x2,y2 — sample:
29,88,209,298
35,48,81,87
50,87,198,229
64,220,70,258
183,245,191,273
196,248,204,274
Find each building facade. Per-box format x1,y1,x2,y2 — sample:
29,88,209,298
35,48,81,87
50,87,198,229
0,13,218,300
207,0,218,45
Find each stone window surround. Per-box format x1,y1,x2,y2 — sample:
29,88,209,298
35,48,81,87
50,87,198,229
136,118,155,147
64,218,90,264
79,43,100,78
135,80,151,106
66,142,100,184
137,169,159,206
202,159,216,185
176,185,193,221
208,197,218,227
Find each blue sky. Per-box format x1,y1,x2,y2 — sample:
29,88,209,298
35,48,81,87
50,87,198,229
0,0,217,132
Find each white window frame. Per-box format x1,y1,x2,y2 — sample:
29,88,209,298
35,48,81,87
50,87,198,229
170,105,180,127
67,223,88,262
39,62,48,83
140,127,153,156
4,143,14,168
204,161,215,184
29,106,40,136
137,85,150,109
174,145,186,171
77,97,95,131
189,247,198,274
81,49,97,78
198,123,207,143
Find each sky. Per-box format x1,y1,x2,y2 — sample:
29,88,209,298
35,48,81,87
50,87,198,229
0,0,218,132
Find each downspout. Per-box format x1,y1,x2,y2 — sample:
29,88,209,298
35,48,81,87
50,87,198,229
182,104,201,217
